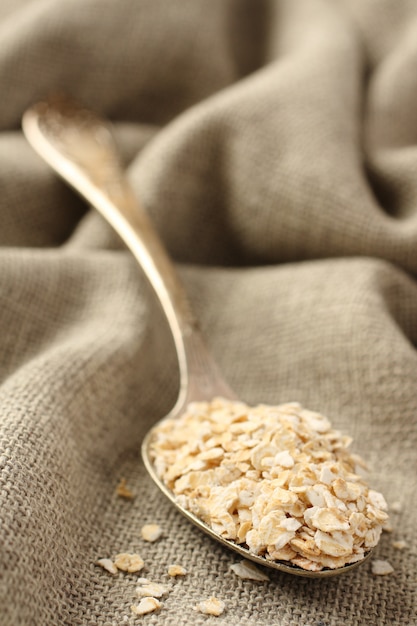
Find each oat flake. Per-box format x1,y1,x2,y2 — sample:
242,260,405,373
96,558,118,575
116,478,135,500
114,553,145,573
371,559,394,575
141,523,163,542
194,597,225,616
131,597,161,615
230,559,270,581
136,582,169,598
167,564,188,577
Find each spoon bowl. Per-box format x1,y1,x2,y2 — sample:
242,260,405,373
22,96,372,578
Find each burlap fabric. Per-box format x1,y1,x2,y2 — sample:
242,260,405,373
1,1,416,624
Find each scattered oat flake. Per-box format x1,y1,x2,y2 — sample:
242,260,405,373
96,558,118,575
392,540,408,550
114,553,145,573
389,501,402,513
131,597,161,615
168,564,188,577
141,523,163,542
230,559,270,581
371,559,394,575
116,478,135,500
194,597,225,616
136,582,169,598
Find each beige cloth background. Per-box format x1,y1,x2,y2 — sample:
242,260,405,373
1,1,417,624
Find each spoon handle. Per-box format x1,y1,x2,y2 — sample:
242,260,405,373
22,97,234,403
24,97,195,330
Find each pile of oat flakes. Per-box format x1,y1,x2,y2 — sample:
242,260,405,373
150,398,389,572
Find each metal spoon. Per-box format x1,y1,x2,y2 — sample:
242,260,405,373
22,96,371,578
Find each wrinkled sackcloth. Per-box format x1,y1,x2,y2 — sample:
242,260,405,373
0,1,416,624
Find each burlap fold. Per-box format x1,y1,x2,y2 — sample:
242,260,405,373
0,1,416,624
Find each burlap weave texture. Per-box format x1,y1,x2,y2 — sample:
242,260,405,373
0,1,416,624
